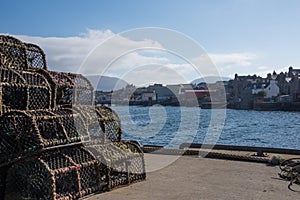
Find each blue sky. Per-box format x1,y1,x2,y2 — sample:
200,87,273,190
1,0,300,85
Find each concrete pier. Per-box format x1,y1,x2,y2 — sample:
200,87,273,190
86,153,300,200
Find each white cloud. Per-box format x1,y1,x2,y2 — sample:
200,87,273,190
207,53,259,77
79,34,165,76
209,52,257,68
5,30,271,84
13,30,114,72
190,54,224,78
108,52,169,71
11,29,164,73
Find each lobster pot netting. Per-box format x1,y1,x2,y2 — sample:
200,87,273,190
0,35,146,199
96,106,122,142
115,141,146,183
25,43,47,70
49,108,89,141
0,67,51,114
69,105,146,188
71,105,122,143
86,141,146,189
5,146,108,200
19,70,51,110
71,105,106,143
0,35,28,70
0,109,88,165
0,68,27,114
24,42,93,107
39,71,94,107
68,73,94,105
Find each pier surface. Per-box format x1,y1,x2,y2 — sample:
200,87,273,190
87,153,299,200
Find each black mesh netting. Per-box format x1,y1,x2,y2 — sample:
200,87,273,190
0,35,146,199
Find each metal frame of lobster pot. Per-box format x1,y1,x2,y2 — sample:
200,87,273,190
24,42,94,107
72,105,146,189
4,145,109,200
0,35,28,71
0,108,88,165
0,39,52,114
0,35,146,199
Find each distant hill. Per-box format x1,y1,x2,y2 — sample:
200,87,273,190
85,75,128,91
191,76,232,85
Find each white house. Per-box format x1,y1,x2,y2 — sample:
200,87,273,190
252,80,280,98
265,80,280,98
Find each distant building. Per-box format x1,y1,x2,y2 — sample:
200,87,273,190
141,92,156,101
227,66,300,109
265,80,280,98
251,83,267,95
184,90,215,99
251,80,280,98
93,66,300,108
278,95,292,103
230,74,265,109
147,84,174,101
166,84,193,95
275,72,291,95
275,66,300,101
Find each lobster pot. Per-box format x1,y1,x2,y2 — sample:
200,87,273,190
0,109,88,165
0,68,51,114
18,69,52,110
61,146,109,194
115,141,146,183
68,73,94,105
0,35,28,70
25,43,47,70
38,70,94,107
24,42,93,106
71,105,122,143
86,141,146,190
5,146,108,200
50,109,90,142
96,106,122,142
0,68,27,114
71,105,106,143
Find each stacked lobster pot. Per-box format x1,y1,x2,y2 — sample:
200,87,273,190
73,105,146,189
0,35,145,200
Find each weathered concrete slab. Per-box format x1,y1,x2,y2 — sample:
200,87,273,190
86,153,300,200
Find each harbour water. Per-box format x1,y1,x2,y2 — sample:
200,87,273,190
112,105,300,149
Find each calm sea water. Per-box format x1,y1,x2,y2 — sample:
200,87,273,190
111,105,300,149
